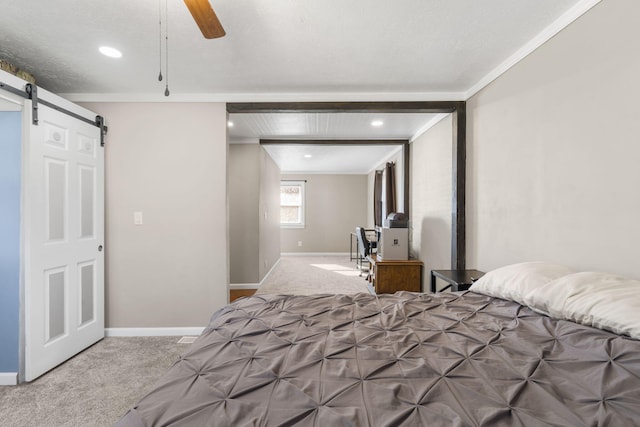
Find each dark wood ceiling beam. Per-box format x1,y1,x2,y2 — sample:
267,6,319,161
259,139,407,145
228,101,462,114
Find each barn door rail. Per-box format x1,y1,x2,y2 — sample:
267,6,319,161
0,80,108,146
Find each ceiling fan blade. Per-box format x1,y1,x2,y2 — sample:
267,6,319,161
183,0,226,39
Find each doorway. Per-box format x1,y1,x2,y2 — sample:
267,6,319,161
227,101,467,270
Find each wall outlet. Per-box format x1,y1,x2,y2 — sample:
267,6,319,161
298,241,303,247
134,211,143,225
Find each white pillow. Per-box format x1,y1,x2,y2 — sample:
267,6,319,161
525,272,640,340
469,262,574,305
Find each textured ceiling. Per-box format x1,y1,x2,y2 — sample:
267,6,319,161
0,0,591,99
0,0,597,173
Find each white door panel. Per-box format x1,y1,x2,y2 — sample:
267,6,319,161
25,104,104,381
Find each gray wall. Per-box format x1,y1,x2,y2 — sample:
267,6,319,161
229,144,281,283
281,174,368,253
0,110,22,373
229,145,260,283
363,124,453,292
467,0,640,278
259,147,281,277
81,102,229,328
70,0,640,330
410,114,453,291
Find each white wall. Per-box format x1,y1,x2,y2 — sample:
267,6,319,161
81,102,228,327
467,0,640,278
410,114,453,290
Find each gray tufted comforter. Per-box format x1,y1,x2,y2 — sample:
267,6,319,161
117,291,640,426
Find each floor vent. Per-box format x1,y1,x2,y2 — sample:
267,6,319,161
177,336,198,344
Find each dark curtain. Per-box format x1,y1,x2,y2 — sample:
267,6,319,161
384,162,397,218
374,170,384,227
374,162,397,227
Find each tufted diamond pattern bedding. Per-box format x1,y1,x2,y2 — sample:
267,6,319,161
117,291,640,426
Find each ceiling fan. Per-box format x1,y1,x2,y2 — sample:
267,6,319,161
158,0,225,96
183,0,226,39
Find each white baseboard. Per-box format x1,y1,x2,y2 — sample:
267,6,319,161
260,257,281,285
105,327,205,337
228,283,260,289
0,372,18,386
281,252,350,257
228,257,282,290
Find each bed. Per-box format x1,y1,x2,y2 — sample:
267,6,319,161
117,263,640,426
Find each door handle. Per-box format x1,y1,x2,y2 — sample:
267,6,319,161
98,245,103,252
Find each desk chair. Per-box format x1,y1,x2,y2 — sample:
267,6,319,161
356,227,377,276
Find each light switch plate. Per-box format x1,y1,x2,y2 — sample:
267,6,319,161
134,211,143,225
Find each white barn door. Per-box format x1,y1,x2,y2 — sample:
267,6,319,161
24,104,104,382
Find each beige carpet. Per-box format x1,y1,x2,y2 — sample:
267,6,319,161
0,337,187,427
257,255,373,296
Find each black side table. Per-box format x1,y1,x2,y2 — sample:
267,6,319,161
430,269,485,293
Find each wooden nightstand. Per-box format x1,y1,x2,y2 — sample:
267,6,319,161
430,269,484,293
369,256,423,294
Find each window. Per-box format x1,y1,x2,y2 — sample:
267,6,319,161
280,181,305,228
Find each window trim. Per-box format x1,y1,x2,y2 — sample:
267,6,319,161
280,180,306,228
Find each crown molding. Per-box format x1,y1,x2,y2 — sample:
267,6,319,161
61,91,466,104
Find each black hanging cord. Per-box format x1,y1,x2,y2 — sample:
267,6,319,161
158,0,163,82
164,0,170,96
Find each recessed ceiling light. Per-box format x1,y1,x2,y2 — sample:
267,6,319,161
227,121,234,127
99,46,122,58
371,120,384,127
304,154,313,158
